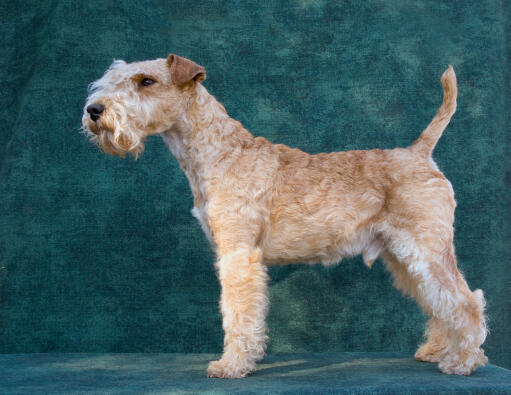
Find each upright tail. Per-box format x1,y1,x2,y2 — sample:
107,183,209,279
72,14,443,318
411,66,457,157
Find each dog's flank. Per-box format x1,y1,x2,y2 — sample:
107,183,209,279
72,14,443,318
82,55,487,378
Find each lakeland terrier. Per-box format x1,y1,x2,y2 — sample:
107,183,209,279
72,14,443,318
82,54,488,378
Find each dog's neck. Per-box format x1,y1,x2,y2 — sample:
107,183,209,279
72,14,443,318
161,84,255,206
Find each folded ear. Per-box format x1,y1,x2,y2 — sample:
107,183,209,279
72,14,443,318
167,54,206,85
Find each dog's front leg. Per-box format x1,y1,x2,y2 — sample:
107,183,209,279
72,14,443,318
207,247,269,378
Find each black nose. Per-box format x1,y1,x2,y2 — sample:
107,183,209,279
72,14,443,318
86,103,105,121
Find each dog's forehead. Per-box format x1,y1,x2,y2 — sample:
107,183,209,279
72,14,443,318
91,58,169,91
117,59,168,75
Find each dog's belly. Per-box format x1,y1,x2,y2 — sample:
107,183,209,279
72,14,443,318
262,215,374,265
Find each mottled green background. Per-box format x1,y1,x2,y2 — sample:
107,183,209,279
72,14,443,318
0,0,509,369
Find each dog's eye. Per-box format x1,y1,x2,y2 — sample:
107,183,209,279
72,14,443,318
141,78,155,87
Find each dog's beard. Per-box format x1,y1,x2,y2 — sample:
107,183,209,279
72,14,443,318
81,106,145,158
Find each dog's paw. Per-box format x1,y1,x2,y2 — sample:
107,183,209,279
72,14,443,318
438,359,474,376
437,348,488,376
414,343,446,363
207,358,255,379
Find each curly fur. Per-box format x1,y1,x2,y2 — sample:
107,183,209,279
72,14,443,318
82,55,488,378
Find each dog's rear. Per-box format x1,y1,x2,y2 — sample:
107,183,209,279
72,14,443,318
384,66,488,374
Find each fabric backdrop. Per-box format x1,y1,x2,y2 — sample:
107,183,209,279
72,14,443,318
1,0,509,369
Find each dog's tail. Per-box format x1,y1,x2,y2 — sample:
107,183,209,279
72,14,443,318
410,66,457,158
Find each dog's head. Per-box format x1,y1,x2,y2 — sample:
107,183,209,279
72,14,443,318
81,54,206,157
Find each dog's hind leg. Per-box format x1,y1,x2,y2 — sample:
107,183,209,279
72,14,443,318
382,237,487,375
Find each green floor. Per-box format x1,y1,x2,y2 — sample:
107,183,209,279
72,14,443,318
1,352,510,394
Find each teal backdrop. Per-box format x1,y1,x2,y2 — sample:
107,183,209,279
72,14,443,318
1,0,510,369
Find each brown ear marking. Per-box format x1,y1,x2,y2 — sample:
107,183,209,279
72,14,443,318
167,54,206,85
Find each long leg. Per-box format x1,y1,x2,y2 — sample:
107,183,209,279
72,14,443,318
385,248,449,363
383,239,487,375
207,246,269,378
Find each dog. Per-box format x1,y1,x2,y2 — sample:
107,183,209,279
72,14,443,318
82,54,488,378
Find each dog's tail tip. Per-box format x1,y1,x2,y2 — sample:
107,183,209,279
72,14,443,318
441,65,457,94
442,64,455,80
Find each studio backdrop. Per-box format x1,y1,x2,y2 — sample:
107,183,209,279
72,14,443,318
0,0,509,369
